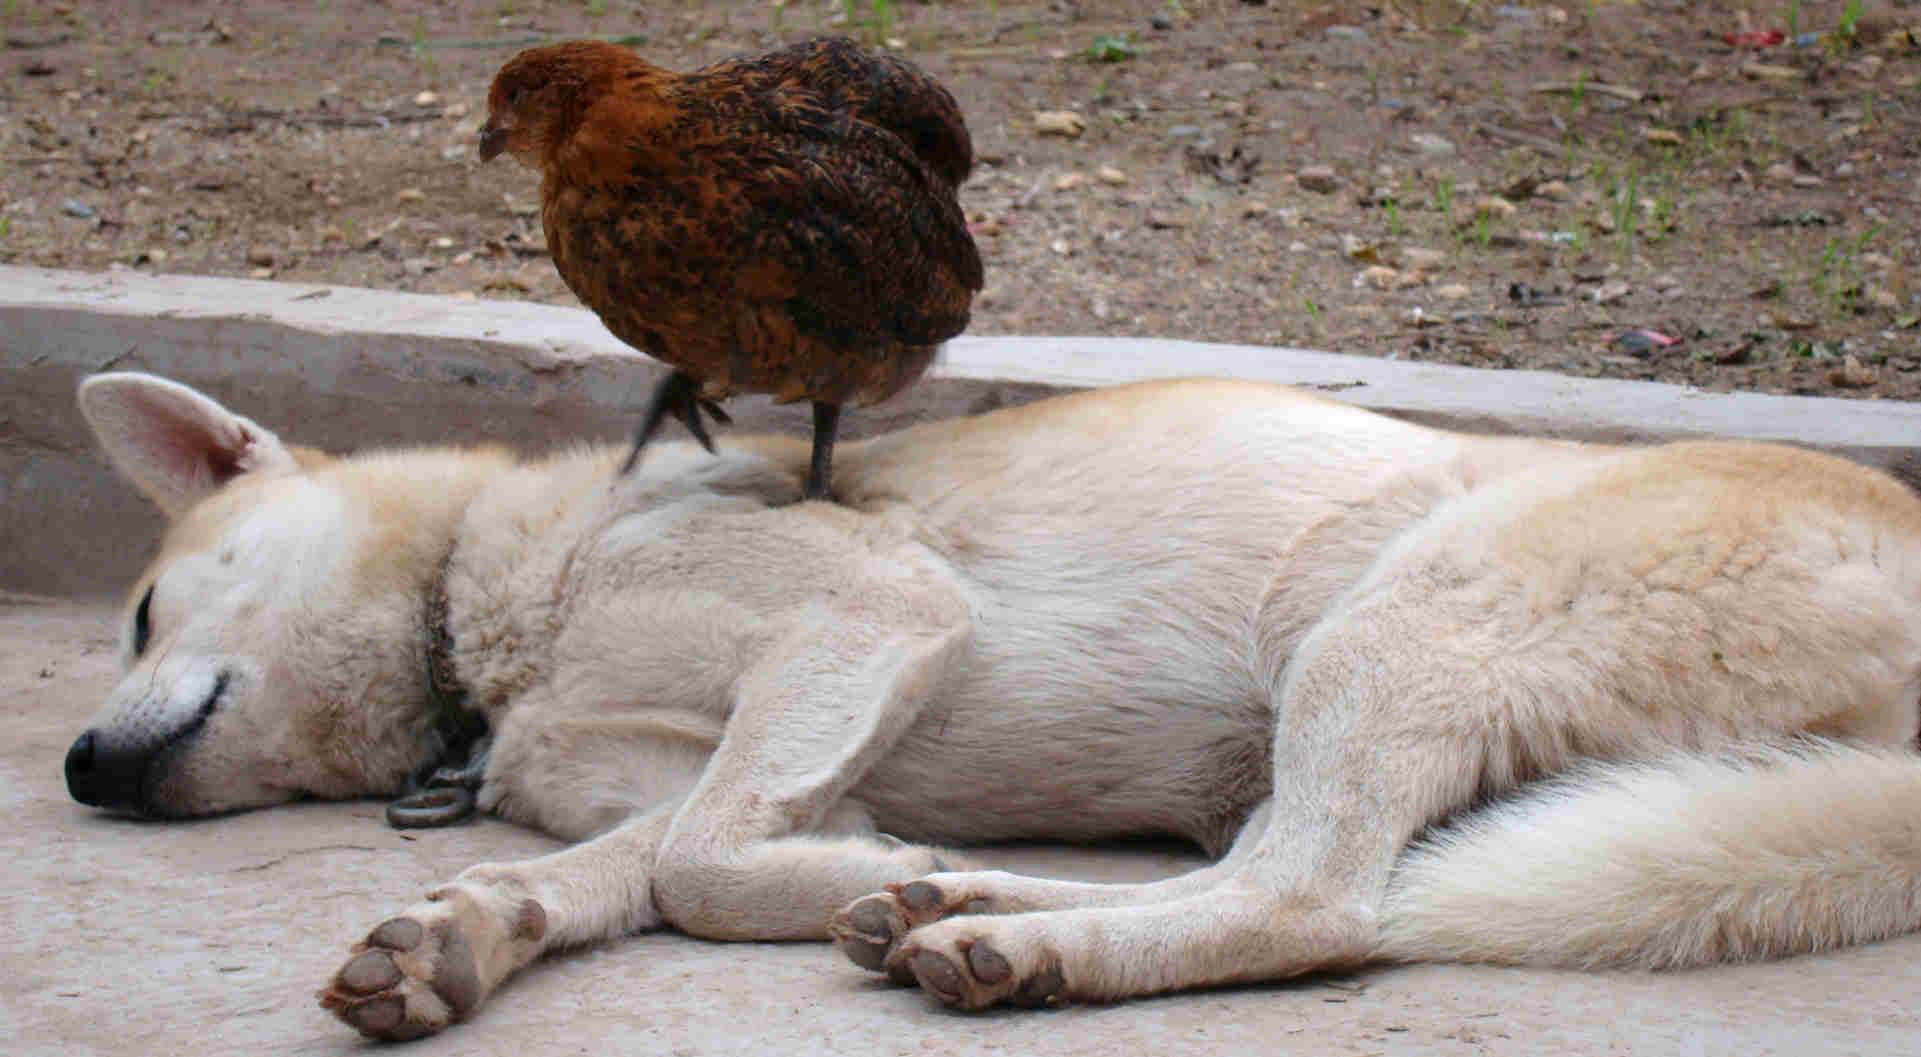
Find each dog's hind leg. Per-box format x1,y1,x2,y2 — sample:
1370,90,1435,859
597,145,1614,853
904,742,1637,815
831,801,1274,973
859,565,1560,1009
859,467,1921,1007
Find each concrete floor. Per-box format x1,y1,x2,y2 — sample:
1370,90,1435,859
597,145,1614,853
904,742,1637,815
6,595,1919,1056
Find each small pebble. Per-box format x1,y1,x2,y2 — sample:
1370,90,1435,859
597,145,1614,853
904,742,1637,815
1033,110,1087,138
1830,355,1878,389
1473,196,1519,219
61,199,94,219
1297,166,1340,194
1358,265,1422,291
1096,166,1128,185
1591,280,1631,305
1401,247,1447,272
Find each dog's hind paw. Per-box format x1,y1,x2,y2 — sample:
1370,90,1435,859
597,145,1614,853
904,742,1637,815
891,928,1066,1011
318,882,546,1041
830,875,996,984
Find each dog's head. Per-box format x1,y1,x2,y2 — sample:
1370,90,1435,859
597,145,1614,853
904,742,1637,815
69,373,447,818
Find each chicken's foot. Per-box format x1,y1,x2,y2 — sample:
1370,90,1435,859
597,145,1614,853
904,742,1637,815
620,370,732,475
806,401,841,502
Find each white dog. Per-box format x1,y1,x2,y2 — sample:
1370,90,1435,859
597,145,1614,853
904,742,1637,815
69,371,1921,1041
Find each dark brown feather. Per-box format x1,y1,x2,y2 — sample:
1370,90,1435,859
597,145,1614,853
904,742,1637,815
485,37,982,407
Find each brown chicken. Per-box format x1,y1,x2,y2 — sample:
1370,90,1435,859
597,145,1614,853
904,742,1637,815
479,36,982,500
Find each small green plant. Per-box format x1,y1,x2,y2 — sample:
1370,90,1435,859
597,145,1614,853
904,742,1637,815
1433,176,1454,225
1649,191,1679,240
1569,71,1588,112
1472,210,1491,249
1084,34,1136,63
1385,198,1403,238
1814,223,1887,314
1784,0,1802,43
584,0,608,17
1831,0,1867,54
1302,296,1322,321
841,0,896,45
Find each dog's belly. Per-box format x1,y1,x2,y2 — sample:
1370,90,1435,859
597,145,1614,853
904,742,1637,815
851,660,1275,855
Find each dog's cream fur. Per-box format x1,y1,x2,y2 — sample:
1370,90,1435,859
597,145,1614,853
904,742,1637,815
74,371,1921,1040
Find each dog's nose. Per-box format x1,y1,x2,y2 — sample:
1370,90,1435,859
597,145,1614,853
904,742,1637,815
65,729,148,812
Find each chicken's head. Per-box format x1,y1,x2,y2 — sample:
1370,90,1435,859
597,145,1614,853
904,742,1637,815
480,40,647,167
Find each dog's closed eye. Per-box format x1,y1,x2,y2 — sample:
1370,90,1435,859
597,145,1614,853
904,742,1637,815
133,584,154,657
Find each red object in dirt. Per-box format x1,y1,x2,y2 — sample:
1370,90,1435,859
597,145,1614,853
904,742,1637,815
1726,29,1787,47
1609,328,1682,357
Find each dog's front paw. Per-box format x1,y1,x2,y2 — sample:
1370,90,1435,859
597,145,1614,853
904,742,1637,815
318,883,546,1041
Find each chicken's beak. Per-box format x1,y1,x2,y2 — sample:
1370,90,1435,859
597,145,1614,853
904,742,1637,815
478,120,509,163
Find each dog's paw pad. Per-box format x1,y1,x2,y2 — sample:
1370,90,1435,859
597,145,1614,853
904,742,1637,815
892,935,1062,1011
832,895,901,972
1011,964,1065,1008
833,877,1003,981
368,916,424,952
899,880,947,914
336,950,402,994
317,910,481,1041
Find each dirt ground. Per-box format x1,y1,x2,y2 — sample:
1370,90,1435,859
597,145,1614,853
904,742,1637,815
8,594,1921,1054
2,0,1917,399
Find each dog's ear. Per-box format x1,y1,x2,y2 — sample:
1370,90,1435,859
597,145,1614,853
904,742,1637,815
78,372,298,518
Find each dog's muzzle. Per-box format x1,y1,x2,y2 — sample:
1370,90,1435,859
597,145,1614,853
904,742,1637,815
65,728,152,815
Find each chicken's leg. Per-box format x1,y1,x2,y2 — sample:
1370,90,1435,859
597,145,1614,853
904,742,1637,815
620,370,732,475
805,401,842,502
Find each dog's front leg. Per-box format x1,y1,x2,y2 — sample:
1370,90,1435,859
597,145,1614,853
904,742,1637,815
649,547,973,941
319,801,680,1040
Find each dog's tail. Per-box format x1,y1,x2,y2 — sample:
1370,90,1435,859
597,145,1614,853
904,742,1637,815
1376,739,1921,969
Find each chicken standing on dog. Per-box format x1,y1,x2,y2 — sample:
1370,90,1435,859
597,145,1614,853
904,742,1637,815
478,36,982,500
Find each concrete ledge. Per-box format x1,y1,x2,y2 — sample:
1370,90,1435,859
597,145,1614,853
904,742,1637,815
7,263,1921,596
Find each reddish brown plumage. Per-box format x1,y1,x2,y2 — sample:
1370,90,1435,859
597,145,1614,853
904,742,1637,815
481,36,982,427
